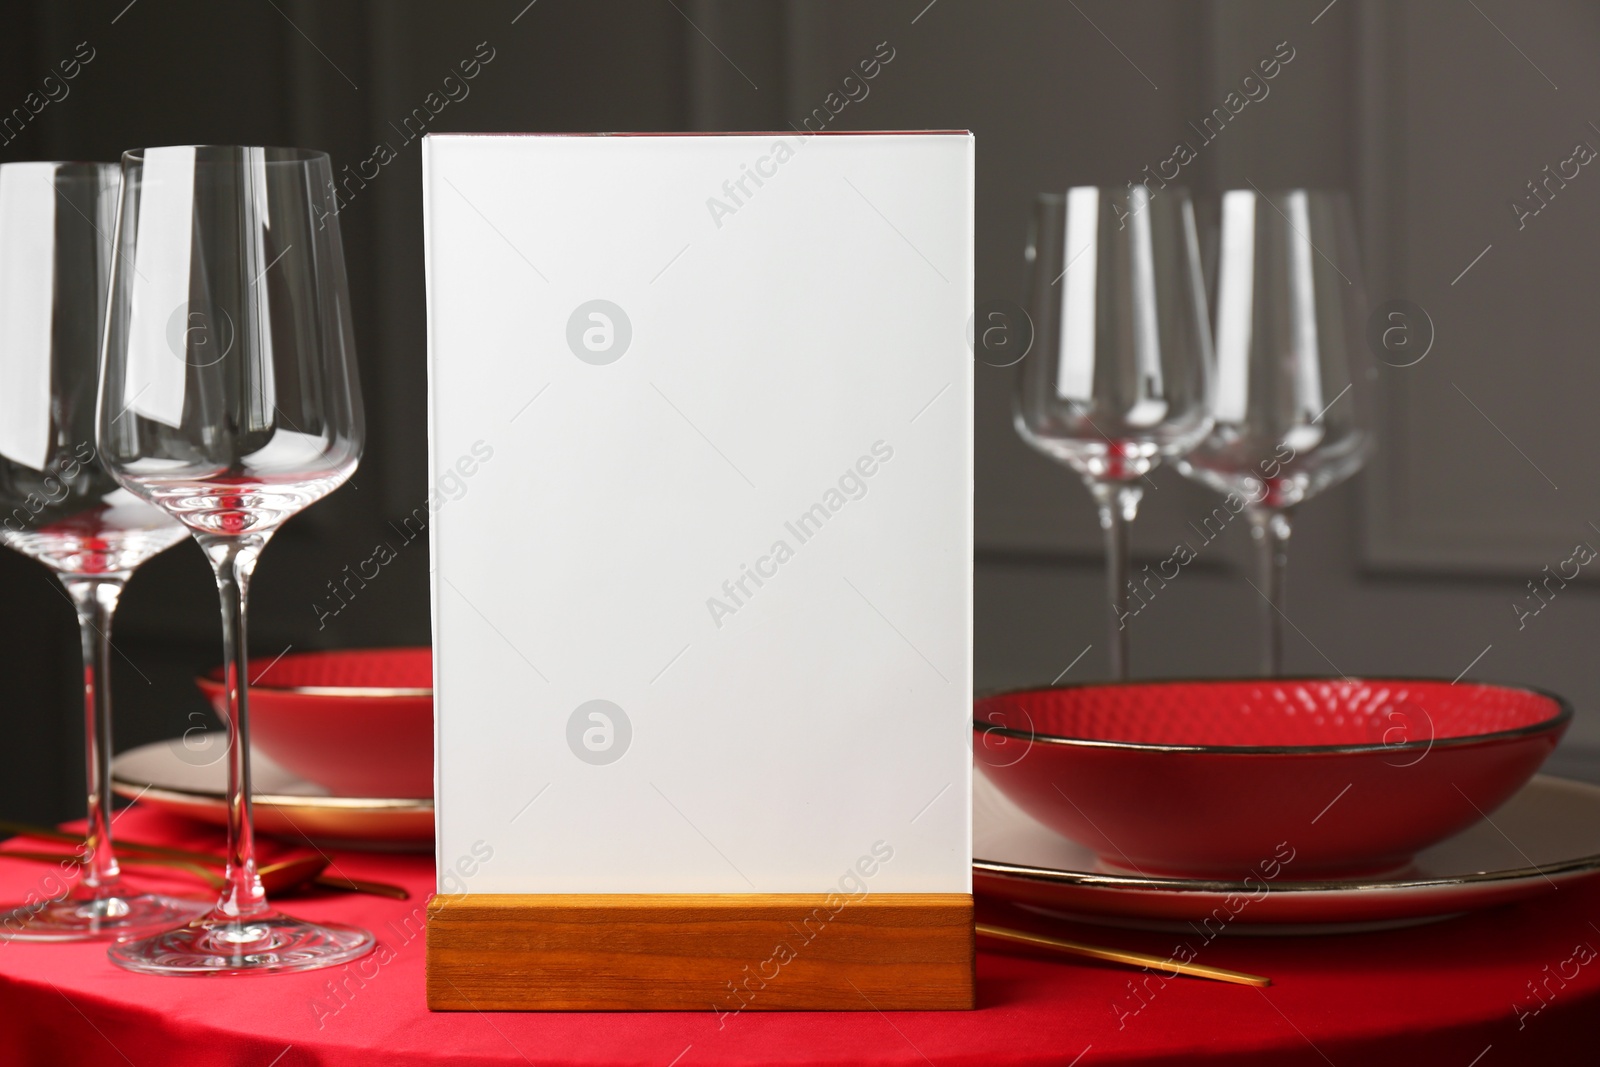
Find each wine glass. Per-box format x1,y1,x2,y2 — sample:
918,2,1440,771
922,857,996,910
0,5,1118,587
1175,189,1372,675
96,145,372,974
1015,186,1213,678
0,162,207,941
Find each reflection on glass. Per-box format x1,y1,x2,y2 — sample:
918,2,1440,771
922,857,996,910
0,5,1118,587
0,161,204,941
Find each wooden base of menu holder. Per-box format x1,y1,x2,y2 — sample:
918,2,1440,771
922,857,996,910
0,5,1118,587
426,892,975,1011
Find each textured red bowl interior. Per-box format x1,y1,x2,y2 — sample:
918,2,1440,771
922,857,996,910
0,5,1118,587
974,679,1569,877
196,648,433,798
977,678,1563,749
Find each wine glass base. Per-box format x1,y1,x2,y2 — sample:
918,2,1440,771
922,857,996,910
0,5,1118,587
107,911,375,975
0,892,210,943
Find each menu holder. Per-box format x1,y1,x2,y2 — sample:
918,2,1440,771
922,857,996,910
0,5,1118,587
422,131,974,1011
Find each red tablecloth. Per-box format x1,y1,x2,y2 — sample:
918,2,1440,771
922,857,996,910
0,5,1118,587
0,805,1594,1065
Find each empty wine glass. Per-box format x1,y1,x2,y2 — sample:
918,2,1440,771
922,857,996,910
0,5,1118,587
96,146,371,974
0,162,206,941
1016,186,1213,678
1175,189,1372,674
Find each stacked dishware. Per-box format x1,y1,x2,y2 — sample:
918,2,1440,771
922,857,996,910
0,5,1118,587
980,183,1596,946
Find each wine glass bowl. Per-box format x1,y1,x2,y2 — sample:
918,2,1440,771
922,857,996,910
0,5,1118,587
1175,416,1369,511
97,145,363,542
95,145,371,974
1015,185,1213,676
3,488,191,575
1016,187,1213,478
1177,188,1371,508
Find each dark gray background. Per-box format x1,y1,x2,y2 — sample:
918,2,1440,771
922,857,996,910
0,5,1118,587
3,0,1597,825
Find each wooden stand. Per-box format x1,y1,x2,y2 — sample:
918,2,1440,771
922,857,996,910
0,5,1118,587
426,893,974,1011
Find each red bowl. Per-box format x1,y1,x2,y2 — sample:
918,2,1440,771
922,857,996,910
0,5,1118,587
196,648,432,799
974,678,1570,878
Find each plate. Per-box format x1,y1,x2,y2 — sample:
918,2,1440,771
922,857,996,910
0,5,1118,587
111,735,433,851
974,769,1600,934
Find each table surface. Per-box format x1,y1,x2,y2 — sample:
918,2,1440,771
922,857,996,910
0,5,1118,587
0,805,1595,1066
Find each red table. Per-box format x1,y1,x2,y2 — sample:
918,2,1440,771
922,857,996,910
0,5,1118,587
0,805,1594,1065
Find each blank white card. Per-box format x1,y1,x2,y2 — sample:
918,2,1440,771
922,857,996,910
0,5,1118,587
424,132,972,894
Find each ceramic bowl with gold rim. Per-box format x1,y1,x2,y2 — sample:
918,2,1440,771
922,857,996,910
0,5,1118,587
974,678,1570,879
197,647,432,799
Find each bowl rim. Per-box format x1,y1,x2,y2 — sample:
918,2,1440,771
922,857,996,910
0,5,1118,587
194,647,433,698
972,675,1573,755
195,675,433,698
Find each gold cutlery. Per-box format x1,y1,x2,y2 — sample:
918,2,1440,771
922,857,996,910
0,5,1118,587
0,848,329,897
976,922,1271,987
0,819,409,901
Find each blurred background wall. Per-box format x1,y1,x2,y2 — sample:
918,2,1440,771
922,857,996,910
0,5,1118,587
3,0,1599,824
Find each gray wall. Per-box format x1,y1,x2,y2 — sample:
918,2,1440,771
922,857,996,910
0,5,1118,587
2,0,1597,824
703,0,1600,775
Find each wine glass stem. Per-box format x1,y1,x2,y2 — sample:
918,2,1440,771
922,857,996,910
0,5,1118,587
202,534,270,923
1248,507,1294,676
59,576,126,897
1089,480,1144,681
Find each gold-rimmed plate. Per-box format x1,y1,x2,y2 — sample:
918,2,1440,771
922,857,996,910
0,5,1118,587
975,770,1600,934
111,736,432,852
